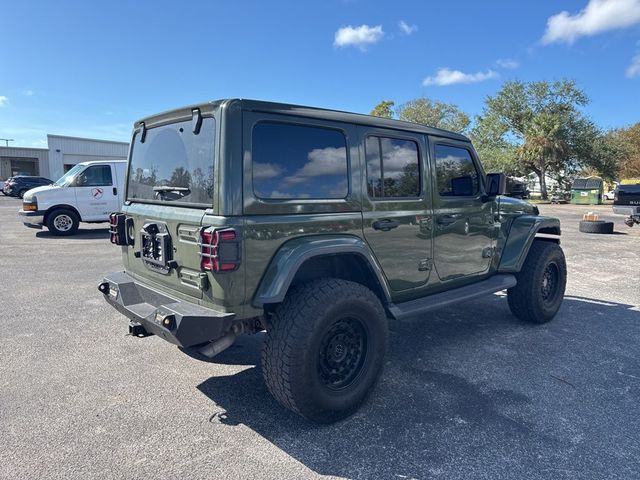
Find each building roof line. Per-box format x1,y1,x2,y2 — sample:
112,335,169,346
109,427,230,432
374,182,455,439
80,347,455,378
46,134,129,145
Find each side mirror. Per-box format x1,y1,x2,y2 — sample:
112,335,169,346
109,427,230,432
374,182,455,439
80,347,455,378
485,173,506,197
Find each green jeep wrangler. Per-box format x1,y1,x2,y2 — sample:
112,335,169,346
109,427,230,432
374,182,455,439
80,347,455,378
100,99,566,423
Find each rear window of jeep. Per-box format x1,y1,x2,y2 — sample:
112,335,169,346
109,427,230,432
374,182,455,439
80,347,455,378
127,118,215,206
252,122,349,199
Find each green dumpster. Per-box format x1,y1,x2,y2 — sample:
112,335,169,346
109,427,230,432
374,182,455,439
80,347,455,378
571,177,603,205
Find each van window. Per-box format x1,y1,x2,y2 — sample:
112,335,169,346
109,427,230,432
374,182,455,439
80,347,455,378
252,122,348,199
128,118,215,205
435,145,479,197
365,136,420,198
77,165,113,187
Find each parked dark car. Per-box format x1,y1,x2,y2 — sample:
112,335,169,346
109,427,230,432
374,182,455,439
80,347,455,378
2,176,53,198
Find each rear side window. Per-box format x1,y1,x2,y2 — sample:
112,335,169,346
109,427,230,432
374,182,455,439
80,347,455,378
128,118,215,205
365,136,420,198
435,145,479,197
252,122,349,199
78,165,113,187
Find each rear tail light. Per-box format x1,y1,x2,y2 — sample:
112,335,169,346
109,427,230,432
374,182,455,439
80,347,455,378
200,228,241,272
109,212,133,246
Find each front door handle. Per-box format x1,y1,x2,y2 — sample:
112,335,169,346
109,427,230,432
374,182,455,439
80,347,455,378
437,215,458,226
113,187,117,195
372,219,400,231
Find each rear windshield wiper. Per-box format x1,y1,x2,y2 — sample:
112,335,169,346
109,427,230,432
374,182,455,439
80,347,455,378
153,185,191,200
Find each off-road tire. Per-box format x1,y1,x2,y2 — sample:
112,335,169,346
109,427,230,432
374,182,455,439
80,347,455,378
579,220,614,234
507,241,566,324
262,278,388,423
46,208,79,236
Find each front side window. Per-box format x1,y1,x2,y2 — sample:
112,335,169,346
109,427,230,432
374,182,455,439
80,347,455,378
252,122,349,199
77,165,113,187
435,145,480,197
128,118,215,205
366,136,420,198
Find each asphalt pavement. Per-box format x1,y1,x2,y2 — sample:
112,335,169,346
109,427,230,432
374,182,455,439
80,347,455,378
1,195,639,480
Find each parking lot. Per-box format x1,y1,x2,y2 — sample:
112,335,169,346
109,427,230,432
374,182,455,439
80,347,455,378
1,195,638,480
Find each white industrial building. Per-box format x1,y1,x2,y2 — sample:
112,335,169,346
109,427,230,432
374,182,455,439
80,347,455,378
0,135,128,181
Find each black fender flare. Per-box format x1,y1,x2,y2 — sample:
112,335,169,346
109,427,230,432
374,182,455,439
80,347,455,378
498,215,561,273
252,235,391,307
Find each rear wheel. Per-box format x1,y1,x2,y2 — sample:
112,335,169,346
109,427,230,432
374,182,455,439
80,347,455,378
46,208,79,236
262,278,388,423
507,241,567,324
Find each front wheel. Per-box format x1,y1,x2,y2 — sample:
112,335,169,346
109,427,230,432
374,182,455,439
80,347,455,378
46,208,80,236
507,241,567,324
262,278,388,423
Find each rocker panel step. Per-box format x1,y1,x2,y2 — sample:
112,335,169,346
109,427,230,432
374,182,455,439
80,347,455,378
388,274,517,321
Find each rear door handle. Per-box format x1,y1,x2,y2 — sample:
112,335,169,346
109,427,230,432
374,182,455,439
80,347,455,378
113,187,117,195
372,219,400,231
437,215,458,226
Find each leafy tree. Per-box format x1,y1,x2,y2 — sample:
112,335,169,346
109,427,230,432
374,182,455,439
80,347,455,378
397,97,470,133
469,113,520,175
616,123,640,179
370,100,395,119
482,80,591,199
169,166,191,188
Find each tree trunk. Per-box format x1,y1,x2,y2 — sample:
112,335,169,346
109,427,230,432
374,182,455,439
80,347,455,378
539,167,548,200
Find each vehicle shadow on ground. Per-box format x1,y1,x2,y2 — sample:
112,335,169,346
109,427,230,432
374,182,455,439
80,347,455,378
196,294,640,479
35,227,110,240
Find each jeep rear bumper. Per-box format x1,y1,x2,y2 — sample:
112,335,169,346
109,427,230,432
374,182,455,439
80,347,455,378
99,271,235,347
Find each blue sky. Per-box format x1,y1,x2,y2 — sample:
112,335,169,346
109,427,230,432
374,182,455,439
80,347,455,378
1,0,639,147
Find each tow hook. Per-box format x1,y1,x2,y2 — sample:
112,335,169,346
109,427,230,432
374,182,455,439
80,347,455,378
97,281,109,295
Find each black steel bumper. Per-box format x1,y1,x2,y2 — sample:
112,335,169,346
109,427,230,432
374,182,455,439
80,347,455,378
99,271,235,347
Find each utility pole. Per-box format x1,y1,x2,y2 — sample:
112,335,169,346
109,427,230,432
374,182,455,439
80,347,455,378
0,138,14,147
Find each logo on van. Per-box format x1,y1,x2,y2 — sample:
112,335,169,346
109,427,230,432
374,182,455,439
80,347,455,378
92,188,104,199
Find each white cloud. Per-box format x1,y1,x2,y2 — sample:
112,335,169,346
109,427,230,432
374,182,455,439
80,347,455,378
282,146,347,185
422,68,499,86
627,52,640,77
398,20,418,35
334,24,384,50
542,0,640,45
23,90,35,96
253,162,283,180
0,96,8,107
496,58,520,69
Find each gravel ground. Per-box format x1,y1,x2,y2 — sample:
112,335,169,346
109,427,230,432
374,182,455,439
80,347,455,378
1,196,639,480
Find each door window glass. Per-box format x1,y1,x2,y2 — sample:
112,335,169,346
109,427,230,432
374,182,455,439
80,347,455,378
77,165,113,187
435,145,479,197
252,122,349,199
366,136,420,198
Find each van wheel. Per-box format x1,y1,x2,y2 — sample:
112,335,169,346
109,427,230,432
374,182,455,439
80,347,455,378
46,208,79,236
507,241,567,324
18,189,28,198
262,278,388,423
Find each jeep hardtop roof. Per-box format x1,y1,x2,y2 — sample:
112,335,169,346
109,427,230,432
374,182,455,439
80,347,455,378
134,99,470,142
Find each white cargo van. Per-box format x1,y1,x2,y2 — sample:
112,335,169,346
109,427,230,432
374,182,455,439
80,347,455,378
19,160,127,235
